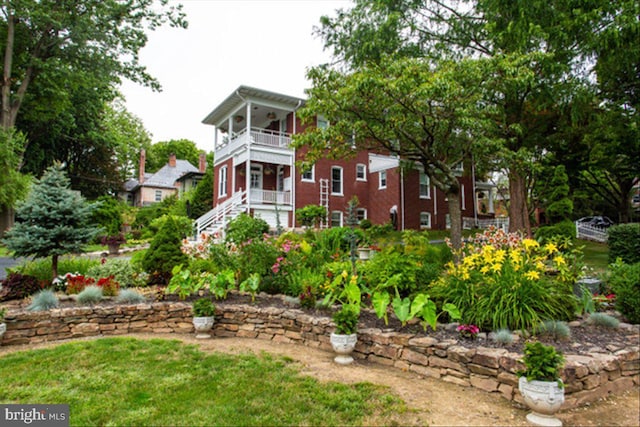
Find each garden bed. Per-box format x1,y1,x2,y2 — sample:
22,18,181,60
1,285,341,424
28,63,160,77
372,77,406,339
1,292,638,410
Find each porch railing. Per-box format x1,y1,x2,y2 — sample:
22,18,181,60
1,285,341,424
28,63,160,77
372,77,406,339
215,128,292,160
249,189,291,205
194,190,247,237
463,217,510,231
575,222,608,243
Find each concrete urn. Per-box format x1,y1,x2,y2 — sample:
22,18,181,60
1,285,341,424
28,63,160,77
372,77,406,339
330,333,357,365
518,376,565,427
192,316,214,339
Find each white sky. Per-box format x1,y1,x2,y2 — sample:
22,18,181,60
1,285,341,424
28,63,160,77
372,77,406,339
119,0,349,151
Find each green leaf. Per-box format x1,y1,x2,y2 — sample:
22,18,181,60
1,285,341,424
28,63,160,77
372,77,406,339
420,299,438,331
371,291,391,325
392,296,411,325
443,303,461,321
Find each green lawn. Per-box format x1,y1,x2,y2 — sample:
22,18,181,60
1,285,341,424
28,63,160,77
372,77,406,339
0,338,404,426
579,239,610,272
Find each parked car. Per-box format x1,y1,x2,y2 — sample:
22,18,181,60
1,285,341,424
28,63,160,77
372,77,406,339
576,216,615,228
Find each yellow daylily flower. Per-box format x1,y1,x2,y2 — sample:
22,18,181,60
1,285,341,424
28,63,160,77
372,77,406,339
525,270,540,280
554,255,566,266
544,242,558,254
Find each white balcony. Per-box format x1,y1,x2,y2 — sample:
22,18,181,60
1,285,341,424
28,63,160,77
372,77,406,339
249,189,291,205
215,128,292,164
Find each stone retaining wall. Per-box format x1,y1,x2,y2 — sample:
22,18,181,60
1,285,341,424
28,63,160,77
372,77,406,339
2,302,638,409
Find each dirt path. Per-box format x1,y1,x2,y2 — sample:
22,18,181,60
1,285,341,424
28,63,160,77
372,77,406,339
2,334,638,426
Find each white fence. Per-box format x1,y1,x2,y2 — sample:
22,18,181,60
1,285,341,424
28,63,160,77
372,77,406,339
463,217,510,231
575,222,608,243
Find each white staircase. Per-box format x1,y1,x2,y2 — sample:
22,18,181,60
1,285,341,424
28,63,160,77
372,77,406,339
319,178,329,228
195,190,247,239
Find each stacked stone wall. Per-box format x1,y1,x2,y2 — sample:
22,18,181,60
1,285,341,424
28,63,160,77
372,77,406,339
2,302,638,409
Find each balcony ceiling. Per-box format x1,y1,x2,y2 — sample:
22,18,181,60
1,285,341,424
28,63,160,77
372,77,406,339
202,85,305,131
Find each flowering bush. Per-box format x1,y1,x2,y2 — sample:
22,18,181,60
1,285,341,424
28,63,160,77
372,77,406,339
433,228,579,331
457,324,480,339
96,276,120,297
65,274,95,295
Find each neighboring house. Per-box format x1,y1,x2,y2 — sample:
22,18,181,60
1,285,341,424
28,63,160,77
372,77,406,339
121,151,206,207
196,85,496,236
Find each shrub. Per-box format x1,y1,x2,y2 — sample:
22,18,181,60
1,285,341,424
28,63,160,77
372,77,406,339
27,289,58,311
142,216,189,277
519,342,565,383
87,258,140,288
586,313,620,328
608,223,640,264
65,274,95,295
432,229,578,331
0,273,43,301
116,289,146,304
538,320,571,340
607,261,640,324
10,257,100,284
332,305,359,335
534,220,576,243
295,204,327,228
492,329,514,345
76,285,103,305
192,298,216,317
95,276,120,297
149,214,193,239
225,213,269,244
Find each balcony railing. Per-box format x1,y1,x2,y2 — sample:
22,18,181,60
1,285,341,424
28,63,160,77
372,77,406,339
249,189,291,205
215,128,292,160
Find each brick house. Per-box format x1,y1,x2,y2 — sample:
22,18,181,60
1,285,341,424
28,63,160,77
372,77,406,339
122,151,206,207
196,85,495,235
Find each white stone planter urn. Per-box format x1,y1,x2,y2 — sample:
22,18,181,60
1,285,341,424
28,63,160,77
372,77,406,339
357,247,372,260
518,376,565,427
192,316,214,339
0,323,6,343
330,333,357,365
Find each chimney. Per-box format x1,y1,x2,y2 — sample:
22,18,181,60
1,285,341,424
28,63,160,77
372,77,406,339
139,149,146,184
169,153,177,167
199,153,206,173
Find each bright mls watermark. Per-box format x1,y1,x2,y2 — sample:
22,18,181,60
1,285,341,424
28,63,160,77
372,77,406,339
1,404,69,427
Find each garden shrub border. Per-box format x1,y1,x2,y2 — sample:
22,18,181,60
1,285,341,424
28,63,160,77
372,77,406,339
1,301,638,410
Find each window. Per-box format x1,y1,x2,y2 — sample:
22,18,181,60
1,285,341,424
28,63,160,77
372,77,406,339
356,208,367,222
250,164,262,189
420,212,432,229
301,165,314,182
155,190,162,202
356,164,366,181
331,166,343,195
453,161,464,172
445,214,451,229
419,172,430,199
379,170,387,189
331,211,343,227
218,166,228,197
317,115,329,130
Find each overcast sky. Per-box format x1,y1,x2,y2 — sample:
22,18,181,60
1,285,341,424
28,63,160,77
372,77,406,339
119,0,349,151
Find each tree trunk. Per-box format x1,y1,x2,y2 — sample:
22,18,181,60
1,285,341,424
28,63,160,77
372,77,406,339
508,169,531,236
51,254,59,279
2,8,15,130
447,190,463,251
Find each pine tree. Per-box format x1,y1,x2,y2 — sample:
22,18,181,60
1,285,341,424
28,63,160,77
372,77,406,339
189,166,213,220
546,165,573,223
2,164,99,277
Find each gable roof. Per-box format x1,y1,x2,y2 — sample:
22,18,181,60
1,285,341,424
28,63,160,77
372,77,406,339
142,160,199,189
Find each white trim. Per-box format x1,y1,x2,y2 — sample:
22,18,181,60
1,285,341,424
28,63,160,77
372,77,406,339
301,164,315,182
356,208,367,221
331,166,343,196
330,210,343,227
218,166,228,198
356,163,367,181
419,172,431,199
461,183,466,210
379,170,387,189
420,212,432,229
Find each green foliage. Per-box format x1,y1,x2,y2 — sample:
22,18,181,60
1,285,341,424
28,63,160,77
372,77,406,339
538,320,571,340
586,313,620,328
192,298,216,317
295,205,327,228
132,196,180,234
225,213,269,244
116,289,145,304
535,220,576,243
76,285,103,305
0,273,42,301
11,256,100,284
188,164,213,219
0,129,31,209
607,261,640,324
545,165,573,222
492,329,514,345
2,164,100,277
608,223,640,264
87,258,142,288
285,268,325,298
167,266,236,301
238,239,279,284
149,214,193,239
239,273,261,302
332,305,359,335
27,289,59,311
91,196,126,237
146,140,200,173
0,307,5,322
519,342,565,384
142,216,189,276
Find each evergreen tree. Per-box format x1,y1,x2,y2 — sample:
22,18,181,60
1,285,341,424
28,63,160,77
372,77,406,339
142,215,188,280
189,166,213,220
2,164,99,277
546,165,573,223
